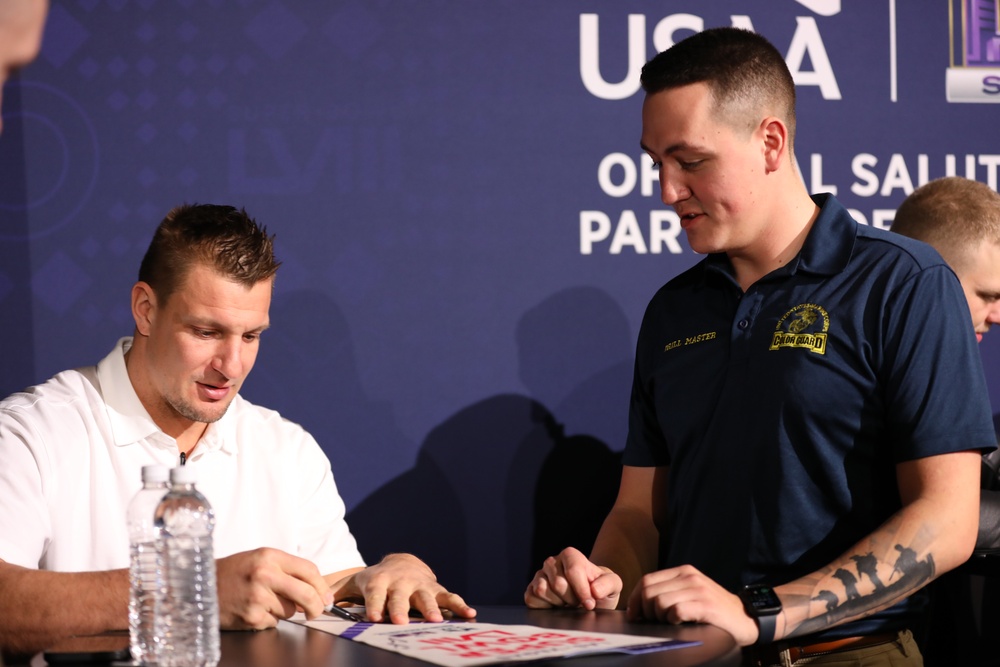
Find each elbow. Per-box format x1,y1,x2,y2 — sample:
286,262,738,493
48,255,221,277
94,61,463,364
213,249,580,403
928,496,980,574
957,526,977,564
944,498,982,570
957,496,982,563
935,523,977,577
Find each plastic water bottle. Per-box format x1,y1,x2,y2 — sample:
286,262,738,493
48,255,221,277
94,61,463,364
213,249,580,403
127,464,169,664
154,466,220,667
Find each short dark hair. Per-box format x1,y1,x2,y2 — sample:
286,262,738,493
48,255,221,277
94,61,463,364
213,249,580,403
641,27,796,147
138,204,280,303
892,177,1000,273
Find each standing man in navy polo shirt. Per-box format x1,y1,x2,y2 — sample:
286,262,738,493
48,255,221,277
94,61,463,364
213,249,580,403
525,27,995,666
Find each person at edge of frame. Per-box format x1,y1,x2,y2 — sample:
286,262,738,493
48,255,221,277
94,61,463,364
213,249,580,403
0,0,47,134
892,175,1000,666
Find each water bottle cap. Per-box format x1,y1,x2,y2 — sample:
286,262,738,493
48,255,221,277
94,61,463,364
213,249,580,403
169,465,197,485
141,464,169,483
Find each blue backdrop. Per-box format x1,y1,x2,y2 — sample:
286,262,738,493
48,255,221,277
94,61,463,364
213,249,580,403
2,0,999,604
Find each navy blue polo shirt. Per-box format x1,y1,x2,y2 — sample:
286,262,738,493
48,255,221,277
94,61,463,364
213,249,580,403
623,194,995,638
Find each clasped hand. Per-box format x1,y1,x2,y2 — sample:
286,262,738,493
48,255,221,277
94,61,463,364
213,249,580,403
524,547,622,611
524,548,759,646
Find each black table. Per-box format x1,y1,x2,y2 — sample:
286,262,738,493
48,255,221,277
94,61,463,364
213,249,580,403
30,606,740,667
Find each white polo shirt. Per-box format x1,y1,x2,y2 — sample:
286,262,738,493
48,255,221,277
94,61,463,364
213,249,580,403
0,338,365,575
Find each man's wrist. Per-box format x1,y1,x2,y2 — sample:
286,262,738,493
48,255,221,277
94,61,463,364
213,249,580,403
750,612,777,644
738,584,782,645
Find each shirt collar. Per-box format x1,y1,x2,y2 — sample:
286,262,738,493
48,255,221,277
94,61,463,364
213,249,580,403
194,410,236,459
98,337,162,447
704,193,856,281
97,337,236,457
788,193,857,277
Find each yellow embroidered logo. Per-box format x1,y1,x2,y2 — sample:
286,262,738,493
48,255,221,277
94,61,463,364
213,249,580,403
664,331,716,352
769,304,830,355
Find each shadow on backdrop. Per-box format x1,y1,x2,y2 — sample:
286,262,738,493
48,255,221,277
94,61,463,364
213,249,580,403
0,81,38,397
348,286,631,604
516,286,629,580
349,394,555,604
241,288,414,510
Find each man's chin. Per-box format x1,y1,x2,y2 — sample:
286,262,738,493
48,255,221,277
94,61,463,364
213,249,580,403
175,398,234,424
198,402,233,424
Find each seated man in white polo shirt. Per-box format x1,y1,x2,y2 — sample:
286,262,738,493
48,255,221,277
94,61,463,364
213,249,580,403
0,204,475,656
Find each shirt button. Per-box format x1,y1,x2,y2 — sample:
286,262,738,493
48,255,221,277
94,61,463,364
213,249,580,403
738,319,750,330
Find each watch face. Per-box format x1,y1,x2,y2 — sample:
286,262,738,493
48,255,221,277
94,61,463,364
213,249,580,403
742,584,782,615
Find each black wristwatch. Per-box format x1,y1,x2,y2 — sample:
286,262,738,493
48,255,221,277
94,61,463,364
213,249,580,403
739,583,782,644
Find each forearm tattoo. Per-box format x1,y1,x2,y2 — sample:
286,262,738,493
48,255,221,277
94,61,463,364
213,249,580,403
786,542,935,638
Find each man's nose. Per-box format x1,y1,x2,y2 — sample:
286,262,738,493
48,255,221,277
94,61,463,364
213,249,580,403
213,338,243,380
659,169,688,206
987,303,1000,327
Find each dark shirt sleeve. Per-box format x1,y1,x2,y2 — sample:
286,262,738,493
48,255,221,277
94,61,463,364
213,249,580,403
881,265,995,461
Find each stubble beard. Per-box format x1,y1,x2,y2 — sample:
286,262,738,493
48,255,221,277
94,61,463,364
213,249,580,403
168,392,233,425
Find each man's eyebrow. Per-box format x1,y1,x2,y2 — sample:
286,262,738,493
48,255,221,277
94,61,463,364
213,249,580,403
186,318,270,334
238,321,271,335
639,140,698,155
977,289,1000,301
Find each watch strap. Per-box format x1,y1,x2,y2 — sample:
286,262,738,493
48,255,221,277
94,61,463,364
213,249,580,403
755,611,776,644
739,584,781,645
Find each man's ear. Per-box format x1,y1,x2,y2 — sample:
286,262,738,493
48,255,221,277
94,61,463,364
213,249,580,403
131,281,156,337
759,116,788,174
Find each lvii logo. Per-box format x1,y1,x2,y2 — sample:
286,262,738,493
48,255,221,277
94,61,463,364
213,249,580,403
947,0,1000,102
